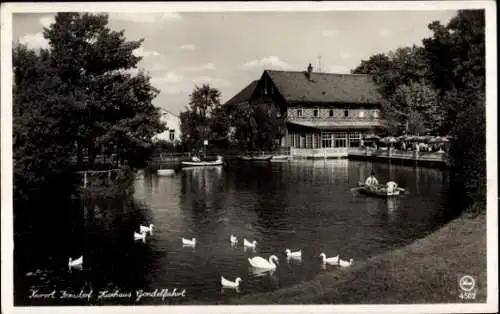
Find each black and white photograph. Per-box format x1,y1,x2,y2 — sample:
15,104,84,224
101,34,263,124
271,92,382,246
1,2,497,313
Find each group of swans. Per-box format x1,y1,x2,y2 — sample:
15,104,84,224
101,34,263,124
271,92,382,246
320,253,353,267
134,224,154,241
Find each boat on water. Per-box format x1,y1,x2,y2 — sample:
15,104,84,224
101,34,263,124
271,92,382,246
357,183,400,198
181,156,224,168
270,155,291,162
238,155,273,162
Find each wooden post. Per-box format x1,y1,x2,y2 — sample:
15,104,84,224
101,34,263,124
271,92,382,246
83,172,88,188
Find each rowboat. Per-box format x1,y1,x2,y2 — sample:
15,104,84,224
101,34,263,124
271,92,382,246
270,155,291,162
238,155,273,162
181,159,224,167
357,183,400,198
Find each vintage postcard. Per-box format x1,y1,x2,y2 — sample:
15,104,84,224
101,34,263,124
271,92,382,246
1,1,497,314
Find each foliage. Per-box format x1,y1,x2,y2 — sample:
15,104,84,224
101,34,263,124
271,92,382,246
42,13,164,168
180,84,229,152
228,103,284,151
13,13,164,202
13,44,77,202
354,10,486,213
423,10,486,213
352,46,441,134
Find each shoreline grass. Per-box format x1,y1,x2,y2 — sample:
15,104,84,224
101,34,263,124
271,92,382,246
191,213,487,305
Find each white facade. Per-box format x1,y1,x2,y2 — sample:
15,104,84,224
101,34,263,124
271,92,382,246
153,108,182,143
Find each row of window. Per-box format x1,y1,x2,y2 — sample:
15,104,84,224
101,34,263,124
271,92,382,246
293,109,379,118
289,132,362,149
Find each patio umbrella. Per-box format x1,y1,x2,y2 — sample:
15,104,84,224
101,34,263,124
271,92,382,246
434,136,450,143
380,136,397,144
363,135,381,141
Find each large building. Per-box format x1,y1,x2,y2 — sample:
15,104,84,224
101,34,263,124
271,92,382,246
153,108,182,143
224,64,386,157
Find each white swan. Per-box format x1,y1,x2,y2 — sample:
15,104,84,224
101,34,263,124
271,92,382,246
339,258,354,267
182,237,196,246
221,276,242,289
229,235,238,245
134,231,146,241
243,238,257,248
320,253,339,265
248,255,279,270
285,249,302,258
68,256,83,268
140,224,154,234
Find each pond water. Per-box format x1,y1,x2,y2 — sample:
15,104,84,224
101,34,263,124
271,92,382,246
14,160,456,305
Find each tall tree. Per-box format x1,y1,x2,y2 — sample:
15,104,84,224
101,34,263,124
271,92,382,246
180,84,228,152
423,10,486,211
42,13,162,168
13,44,76,202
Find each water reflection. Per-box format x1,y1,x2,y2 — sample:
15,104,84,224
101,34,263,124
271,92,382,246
15,161,456,305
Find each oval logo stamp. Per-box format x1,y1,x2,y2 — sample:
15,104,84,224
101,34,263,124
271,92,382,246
459,275,476,292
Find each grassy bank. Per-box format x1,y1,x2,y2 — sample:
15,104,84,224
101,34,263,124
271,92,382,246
196,214,487,304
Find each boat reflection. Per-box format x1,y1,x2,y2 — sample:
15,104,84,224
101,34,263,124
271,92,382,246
387,198,400,222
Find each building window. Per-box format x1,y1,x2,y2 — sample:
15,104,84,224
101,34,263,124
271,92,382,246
329,109,334,117
344,110,349,117
169,130,175,141
334,132,347,148
313,109,319,117
306,133,313,148
359,111,364,118
297,109,302,117
321,133,332,148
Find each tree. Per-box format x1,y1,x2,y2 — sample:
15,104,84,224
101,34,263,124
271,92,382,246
227,102,284,151
42,13,163,168
180,84,229,153
423,10,486,213
13,13,165,202
13,44,76,202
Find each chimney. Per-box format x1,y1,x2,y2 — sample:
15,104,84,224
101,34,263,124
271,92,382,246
306,63,313,80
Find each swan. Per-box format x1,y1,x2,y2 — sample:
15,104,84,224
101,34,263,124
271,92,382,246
221,276,242,289
229,235,238,245
248,255,279,270
285,249,302,258
243,238,257,248
134,231,146,241
68,256,83,268
339,258,354,267
320,253,339,265
140,224,154,234
182,237,196,246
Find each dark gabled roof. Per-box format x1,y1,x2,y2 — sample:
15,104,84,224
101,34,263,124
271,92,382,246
224,80,259,106
265,70,383,104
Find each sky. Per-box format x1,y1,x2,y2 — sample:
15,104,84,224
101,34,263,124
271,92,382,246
12,10,458,115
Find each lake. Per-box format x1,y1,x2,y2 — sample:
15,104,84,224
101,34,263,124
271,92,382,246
14,160,457,305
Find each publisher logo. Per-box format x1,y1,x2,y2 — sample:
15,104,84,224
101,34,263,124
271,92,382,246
459,275,475,292
458,275,477,301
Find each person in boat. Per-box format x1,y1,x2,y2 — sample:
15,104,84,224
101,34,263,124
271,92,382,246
386,180,398,193
364,172,379,187
192,154,201,162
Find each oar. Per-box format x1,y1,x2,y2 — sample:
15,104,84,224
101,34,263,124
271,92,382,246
350,182,365,192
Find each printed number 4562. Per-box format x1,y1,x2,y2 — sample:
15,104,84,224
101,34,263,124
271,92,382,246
459,291,476,300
